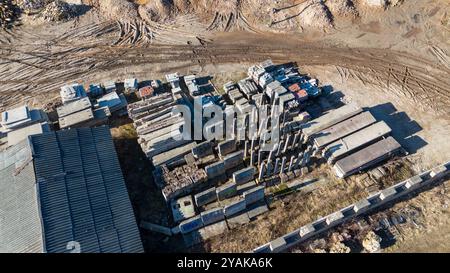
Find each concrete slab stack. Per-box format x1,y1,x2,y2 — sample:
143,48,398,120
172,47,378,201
194,187,217,207
243,186,265,206
216,182,238,200
313,111,377,149
323,121,392,164
333,136,402,178
232,167,255,185
302,103,362,139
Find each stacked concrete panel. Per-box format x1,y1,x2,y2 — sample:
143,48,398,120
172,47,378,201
205,161,226,179
127,93,194,163
216,182,238,200
223,150,244,169
232,167,255,185
218,139,237,157
333,136,402,178
243,186,265,206
313,111,377,148
223,198,247,217
179,216,204,234
302,103,362,139
201,207,225,225
152,142,197,167
194,187,217,207
192,141,213,159
323,121,392,164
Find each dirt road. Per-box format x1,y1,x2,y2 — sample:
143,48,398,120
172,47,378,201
1,26,449,118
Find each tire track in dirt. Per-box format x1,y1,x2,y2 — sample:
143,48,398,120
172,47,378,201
0,31,448,115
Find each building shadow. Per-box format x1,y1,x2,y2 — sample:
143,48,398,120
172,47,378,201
73,4,92,17
367,103,427,154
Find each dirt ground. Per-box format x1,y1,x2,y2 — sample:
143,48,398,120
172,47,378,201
0,0,449,252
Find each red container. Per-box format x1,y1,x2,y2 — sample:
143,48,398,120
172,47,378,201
296,89,308,102
288,83,301,93
139,86,154,98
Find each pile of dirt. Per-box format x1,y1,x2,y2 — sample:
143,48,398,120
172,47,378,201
300,0,333,28
329,241,351,253
16,0,49,14
362,231,382,253
325,0,358,17
99,0,138,21
136,0,195,23
138,0,173,22
359,0,388,8
190,0,239,22
0,0,20,29
39,0,76,21
173,0,191,11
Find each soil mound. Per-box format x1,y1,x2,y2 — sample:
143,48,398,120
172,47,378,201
99,0,139,21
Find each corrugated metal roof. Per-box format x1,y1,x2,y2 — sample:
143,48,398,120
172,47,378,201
0,140,44,253
30,126,143,253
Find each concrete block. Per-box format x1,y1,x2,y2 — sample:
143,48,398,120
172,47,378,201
380,187,397,200
216,182,238,200
405,175,423,189
430,165,448,180
325,211,344,225
253,244,271,253
171,226,180,235
205,161,225,179
353,199,371,213
299,224,315,237
233,167,255,185
194,187,217,207
218,139,237,157
171,195,196,223
237,180,257,193
201,207,225,226
179,215,204,234
223,150,244,170
269,237,286,252
192,141,213,159
223,198,247,217
243,186,265,206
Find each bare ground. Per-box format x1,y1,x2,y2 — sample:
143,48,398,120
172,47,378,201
0,0,449,252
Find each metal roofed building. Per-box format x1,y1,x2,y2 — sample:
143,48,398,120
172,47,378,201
0,126,144,253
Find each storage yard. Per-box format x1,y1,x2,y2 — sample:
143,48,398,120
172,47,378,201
0,0,449,253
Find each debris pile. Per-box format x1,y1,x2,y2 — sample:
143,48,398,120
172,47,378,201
329,241,351,253
300,0,333,28
99,0,138,21
138,0,173,22
40,0,75,22
16,0,48,14
0,0,19,29
325,0,358,17
154,164,208,201
362,231,382,253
